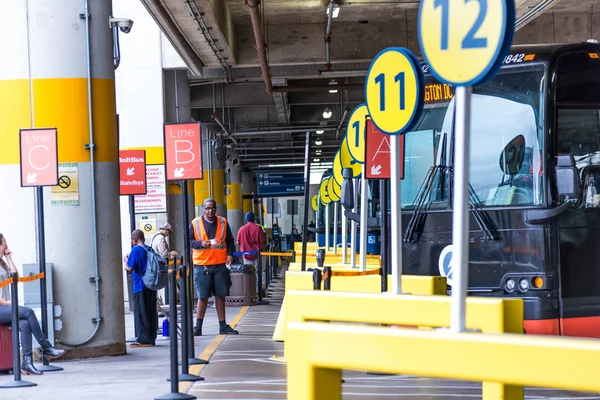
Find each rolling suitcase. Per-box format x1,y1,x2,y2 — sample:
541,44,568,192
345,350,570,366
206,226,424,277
0,324,14,373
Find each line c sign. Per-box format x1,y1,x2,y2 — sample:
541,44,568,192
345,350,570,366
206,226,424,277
19,128,59,188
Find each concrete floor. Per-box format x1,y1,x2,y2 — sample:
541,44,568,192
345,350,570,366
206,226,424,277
2,268,600,399
0,301,240,400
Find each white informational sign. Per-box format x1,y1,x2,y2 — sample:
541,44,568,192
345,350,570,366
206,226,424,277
134,164,167,213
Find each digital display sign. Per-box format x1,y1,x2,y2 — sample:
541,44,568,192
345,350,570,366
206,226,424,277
424,83,454,103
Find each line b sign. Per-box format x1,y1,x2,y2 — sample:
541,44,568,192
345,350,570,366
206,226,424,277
164,122,203,181
19,128,59,187
119,150,147,195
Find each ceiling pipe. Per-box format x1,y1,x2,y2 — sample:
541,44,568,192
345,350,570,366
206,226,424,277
246,0,274,94
231,126,339,136
211,114,239,145
335,106,352,139
234,144,340,150
271,83,363,93
325,0,335,71
515,0,561,30
319,69,367,77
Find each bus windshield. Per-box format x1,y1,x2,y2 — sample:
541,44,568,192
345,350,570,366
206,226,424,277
402,64,546,209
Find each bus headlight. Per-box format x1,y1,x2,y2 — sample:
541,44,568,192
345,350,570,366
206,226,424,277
518,278,530,293
505,278,516,293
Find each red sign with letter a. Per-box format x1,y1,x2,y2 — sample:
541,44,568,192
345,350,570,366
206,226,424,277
119,150,147,195
365,119,404,179
19,128,59,187
164,122,203,181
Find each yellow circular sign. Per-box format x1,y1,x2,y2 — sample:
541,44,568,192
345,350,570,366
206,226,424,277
345,104,368,163
418,0,514,86
332,151,344,185
311,194,318,211
319,177,331,205
340,137,362,178
327,176,341,202
365,48,424,135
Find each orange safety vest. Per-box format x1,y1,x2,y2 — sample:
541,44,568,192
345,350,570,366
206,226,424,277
191,216,228,266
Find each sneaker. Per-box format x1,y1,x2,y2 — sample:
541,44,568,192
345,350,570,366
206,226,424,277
193,326,202,336
219,324,239,335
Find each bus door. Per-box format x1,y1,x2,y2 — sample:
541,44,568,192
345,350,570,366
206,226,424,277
555,50,600,338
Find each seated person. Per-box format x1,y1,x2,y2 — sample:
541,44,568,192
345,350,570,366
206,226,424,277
0,233,66,375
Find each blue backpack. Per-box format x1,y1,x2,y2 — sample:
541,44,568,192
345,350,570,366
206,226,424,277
142,246,168,291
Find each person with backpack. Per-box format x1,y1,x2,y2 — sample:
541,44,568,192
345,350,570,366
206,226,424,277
124,229,158,348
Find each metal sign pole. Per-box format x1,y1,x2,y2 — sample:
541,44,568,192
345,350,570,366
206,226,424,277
450,86,472,332
36,187,62,372
332,202,338,254
390,135,403,294
351,179,358,268
341,204,348,264
325,205,330,251
359,164,368,272
300,132,312,272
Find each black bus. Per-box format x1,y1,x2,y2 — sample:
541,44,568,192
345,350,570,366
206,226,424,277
391,41,600,338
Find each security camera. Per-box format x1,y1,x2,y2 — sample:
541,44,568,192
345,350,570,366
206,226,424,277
109,17,134,34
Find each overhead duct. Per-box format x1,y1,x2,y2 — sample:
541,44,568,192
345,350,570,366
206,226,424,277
515,0,562,30
246,0,274,94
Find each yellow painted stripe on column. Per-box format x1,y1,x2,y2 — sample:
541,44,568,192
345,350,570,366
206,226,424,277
213,169,225,205
243,191,252,214
227,182,242,210
0,78,117,165
194,171,211,205
0,80,31,164
126,146,164,165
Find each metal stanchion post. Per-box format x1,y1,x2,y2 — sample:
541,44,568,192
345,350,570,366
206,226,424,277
0,273,36,388
312,269,322,290
156,264,196,400
178,262,203,381
256,251,269,305
323,267,331,291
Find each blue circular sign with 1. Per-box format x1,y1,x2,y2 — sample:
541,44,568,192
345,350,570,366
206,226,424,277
438,244,455,286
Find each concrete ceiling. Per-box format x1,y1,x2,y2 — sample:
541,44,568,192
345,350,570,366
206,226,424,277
141,0,600,171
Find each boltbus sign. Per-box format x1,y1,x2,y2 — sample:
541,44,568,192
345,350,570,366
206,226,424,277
119,150,147,195
163,122,203,181
19,128,59,187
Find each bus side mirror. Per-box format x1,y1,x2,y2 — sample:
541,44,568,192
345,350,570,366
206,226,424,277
341,168,354,209
556,154,580,201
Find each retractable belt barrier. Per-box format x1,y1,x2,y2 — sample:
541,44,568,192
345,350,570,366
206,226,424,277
156,258,197,400
0,271,46,389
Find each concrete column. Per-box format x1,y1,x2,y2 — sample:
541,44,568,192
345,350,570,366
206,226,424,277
0,0,124,358
242,171,255,216
194,128,226,217
226,155,243,236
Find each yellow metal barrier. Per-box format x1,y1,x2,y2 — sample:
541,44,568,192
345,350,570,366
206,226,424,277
285,290,524,399
288,322,600,400
272,272,447,342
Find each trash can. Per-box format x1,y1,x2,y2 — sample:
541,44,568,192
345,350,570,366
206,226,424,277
226,264,258,307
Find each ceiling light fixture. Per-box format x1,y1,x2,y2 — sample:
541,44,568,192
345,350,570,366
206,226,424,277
315,140,323,146
328,80,338,94
313,158,321,162
316,130,325,134
326,5,340,18
322,108,332,119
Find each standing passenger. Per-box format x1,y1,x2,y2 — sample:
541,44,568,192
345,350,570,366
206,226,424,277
190,198,238,336
124,229,157,347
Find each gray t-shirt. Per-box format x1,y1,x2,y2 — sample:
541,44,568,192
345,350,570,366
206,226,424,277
0,264,10,301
